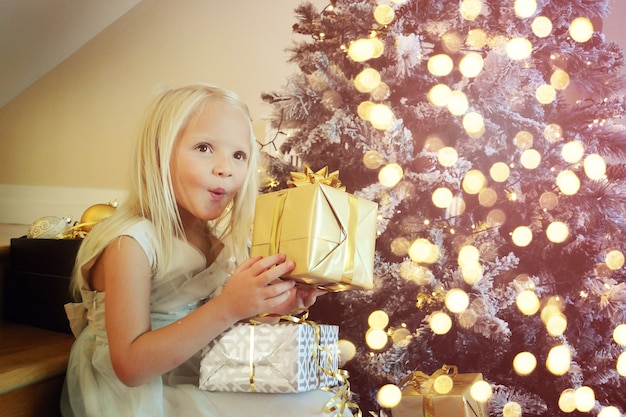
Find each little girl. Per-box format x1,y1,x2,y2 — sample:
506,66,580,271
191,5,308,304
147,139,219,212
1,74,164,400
61,84,350,416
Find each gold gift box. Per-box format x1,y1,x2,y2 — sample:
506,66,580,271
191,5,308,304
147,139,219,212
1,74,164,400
250,167,377,291
392,366,488,417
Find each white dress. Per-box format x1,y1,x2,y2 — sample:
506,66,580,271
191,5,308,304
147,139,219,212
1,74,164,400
61,220,352,417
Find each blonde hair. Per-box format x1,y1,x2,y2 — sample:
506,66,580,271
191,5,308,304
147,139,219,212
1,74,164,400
70,84,259,297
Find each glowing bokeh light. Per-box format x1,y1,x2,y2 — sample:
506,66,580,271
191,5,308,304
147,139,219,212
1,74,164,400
409,238,440,264
366,328,388,350
438,146,458,167
490,162,510,182
368,310,390,330
462,170,487,194
617,351,626,376
369,103,395,130
514,130,534,149
532,16,553,37
470,380,492,402
373,4,395,25
613,324,626,345
513,351,537,375
466,28,487,48
379,163,403,187
551,69,570,90
363,150,384,169
377,384,402,408
539,192,558,210
447,90,470,115
354,68,381,93
357,100,375,120
463,112,485,137
514,0,537,18
556,170,581,195
459,52,484,78
428,84,452,107
502,402,522,417
544,123,563,142
428,54,454,77
546,313,567,336
429,311,453,334
606,250,625,270
448,196,467,216
516,289,540,315
458,245,480,267
574,386,595,413
506,37,533,60
599,406,622,417
536,84,557,104
583,153,606,180
433,375,454,394
546,221,569,243
348,38,375,62
512,226,533,247
546,345,571,375
520,149,541,169
478,188,498,207
561,141,585,163
338,339,356,365
569,17,594,43
558,389,577,413
445,288,470,313
442,31,463,53
432,187,454,208
460,0,483,21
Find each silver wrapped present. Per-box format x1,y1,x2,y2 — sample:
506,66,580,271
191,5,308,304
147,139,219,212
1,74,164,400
199,321,339,393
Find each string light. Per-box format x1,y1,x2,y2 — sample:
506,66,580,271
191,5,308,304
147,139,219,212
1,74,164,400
532,16,553,37
569,17,594,43
377,384,402,408
513,351,537,375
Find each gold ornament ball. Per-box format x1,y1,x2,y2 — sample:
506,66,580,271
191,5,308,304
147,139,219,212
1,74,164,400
80,202,117,232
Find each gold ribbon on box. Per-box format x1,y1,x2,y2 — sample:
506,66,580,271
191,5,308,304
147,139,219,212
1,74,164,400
247,310,361,417
397,365,483,417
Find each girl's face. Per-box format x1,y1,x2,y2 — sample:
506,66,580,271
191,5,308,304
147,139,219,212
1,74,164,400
170,100,251,227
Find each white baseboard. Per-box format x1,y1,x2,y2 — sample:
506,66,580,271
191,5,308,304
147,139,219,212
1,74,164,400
0,184,126,225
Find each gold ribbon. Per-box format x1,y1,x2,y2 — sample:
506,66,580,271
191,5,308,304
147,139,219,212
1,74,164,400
288,165,346,191
398,365,459,417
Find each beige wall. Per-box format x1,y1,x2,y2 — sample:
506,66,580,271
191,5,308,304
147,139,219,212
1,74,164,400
0,0,321,189
0,0,624,224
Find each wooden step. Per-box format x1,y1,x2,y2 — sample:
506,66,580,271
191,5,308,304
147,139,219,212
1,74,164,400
0,321,74,417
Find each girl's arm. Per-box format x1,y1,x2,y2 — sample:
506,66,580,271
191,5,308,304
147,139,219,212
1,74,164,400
96,235,295,387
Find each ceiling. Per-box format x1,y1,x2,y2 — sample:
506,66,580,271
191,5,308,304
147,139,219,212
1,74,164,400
0,0,142,109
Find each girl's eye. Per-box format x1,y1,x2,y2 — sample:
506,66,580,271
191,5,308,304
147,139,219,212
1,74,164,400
234,151,248,161
196,143,212,153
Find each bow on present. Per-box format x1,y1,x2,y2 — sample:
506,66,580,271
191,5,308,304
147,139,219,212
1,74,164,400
288,165,346,191
397,365,484,417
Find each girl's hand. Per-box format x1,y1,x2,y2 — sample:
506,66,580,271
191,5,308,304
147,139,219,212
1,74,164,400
266,284,327,316
217,253,296,321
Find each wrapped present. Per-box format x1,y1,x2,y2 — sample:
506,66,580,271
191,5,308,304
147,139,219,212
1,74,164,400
251,165,378,291
392,365,488,417
199,319,339,393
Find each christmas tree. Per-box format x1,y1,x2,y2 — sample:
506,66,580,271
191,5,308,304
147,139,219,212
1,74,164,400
259,0,626,415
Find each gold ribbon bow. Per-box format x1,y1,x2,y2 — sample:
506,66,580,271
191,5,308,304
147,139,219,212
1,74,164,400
288,165,346,191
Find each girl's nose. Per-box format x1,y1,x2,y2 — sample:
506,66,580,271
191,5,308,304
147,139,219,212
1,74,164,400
213,156,232,177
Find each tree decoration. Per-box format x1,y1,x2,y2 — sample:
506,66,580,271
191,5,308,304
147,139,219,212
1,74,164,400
261,0,626,415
